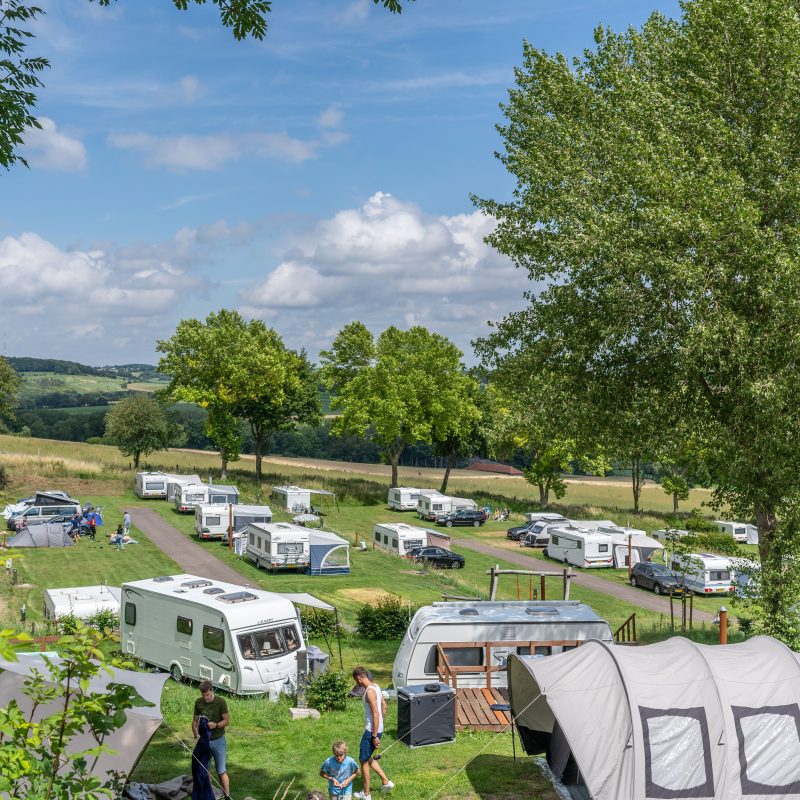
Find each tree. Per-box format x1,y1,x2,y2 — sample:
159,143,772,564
1,0,412,171
104,394,177,468
205,406,242,480
0,355,21,422
321,322,473,488
476,0,800,643
158,309,321,482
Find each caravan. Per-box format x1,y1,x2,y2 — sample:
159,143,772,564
715,520,758,544
135,472,200,500
392,600,613,688
44,585,121,622
246,522,310,572
595,525,663,568
545,526,615,568
387,487,438,512
174,483,239,513
670,553,735,595
164,475,203,503
194,504,273,539
417,494,477,521
372,522,450,556
121,574,303,696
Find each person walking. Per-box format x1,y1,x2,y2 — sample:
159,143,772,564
352,667,394,800
123,510,131,538
320,740,359,798
192,681,231,800
114,524,125,551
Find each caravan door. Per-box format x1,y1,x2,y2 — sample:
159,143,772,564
612,544,642,569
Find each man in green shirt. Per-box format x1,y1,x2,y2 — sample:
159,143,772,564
192,681,231,800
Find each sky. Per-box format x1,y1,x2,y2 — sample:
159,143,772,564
1,0,681,366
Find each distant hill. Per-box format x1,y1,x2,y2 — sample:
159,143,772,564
7,357,163,381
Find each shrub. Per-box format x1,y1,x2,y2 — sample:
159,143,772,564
306,670,349,712
356,594,412,640
57,613,80,635
88,607,119,632
301,608,339,639
683,510,719,534
682,532,742,556
0,464,7,490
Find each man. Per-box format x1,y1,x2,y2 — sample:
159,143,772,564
69,513,81,542
123,510,131,538
192,681,231,800
352,667,394,800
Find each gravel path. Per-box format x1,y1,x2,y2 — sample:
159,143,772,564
450,535,715,622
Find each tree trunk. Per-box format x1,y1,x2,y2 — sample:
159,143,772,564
386,439,406,488
440,450,457,494
631,455,642,514
755,501,780,625
673,491,679,514
133,451,141,469
252,424,266,483
539,484,549,509
220,456,228,481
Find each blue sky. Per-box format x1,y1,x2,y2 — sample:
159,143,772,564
2,0,680,364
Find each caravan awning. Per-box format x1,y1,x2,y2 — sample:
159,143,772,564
278,592,335,612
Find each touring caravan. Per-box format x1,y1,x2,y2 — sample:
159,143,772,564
523,512,568,524
44,584,121,622
670,553,735,595
417,494,477,521
164,475,203,502
135,472,200,500
246,522,310,571
194,504,273,539
174,483,239,513
545,526,615,568
372,522,451,556
714,520,758,544
651,528,692,544
392,600,613,688
595,525,663,568
121,574,304,696
387,487,438,512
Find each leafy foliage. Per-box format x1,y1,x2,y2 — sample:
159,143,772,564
0,355,21,422
305,670,350,713
104,395,181,468
88,607,119,633
355,595,412,640
301,608,339,639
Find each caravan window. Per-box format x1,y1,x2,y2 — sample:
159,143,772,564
203,626,225,652
145,481,164,490
392,538,398,549
598,544,609,553
709,570,731,582
237,625,300,660
177,616,193,635
124,602,136,626
374,531,380,542
206,516,222,527
433,504,443,511
550,535,559,545
424,645,484,674
516,645,552,657
278,542,304,555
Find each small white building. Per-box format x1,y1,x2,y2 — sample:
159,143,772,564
194,504,273,539
417,494,477,521
246,522,310,572
44,585,121,622
372,522,451,556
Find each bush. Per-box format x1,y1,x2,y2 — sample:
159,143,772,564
57,613,80,635
356,594,412,640
0,464,8,490
306,670,349,712
682,532,742,556
88,607,119,632
683,510,719,534
301,608,339,639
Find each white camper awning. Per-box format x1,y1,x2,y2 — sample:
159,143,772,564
278,592,335,612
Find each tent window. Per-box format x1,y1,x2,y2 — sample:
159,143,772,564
203,625,225,653
124,602,136,626
639,706,714,798
177,616,193,636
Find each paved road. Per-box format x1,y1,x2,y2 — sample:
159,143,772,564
451,535,715,622
131,507,251,587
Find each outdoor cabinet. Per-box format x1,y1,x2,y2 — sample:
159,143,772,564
397,683,456,747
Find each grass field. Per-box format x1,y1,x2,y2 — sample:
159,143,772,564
18,372,128,396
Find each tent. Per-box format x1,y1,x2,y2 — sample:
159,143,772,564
508,636,800,799
0,654,167,791
7,522,73,548
308,530,350,575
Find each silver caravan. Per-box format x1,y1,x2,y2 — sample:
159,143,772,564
417,493,477,521
174,483,239,513
164,475,203,502
246,522,310,571
194,504,273,539
135,472,200,500
387,487,438,512
392,600,613,688
121,574,303,696
43,584,121,622
372,522,451,556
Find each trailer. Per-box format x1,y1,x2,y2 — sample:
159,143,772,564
194,504,273,539
595,525,663,568
387,487,432,511
135,472,200,500
417,494,477,521
44,584,121,622
544,526,615,568
174,483,239,513
670,553,735,595
392,600,613,688
271,485,336,513
714,519,758,544
120,574,304,696
372,522,450,556
164,475,203,502
246,522,310,571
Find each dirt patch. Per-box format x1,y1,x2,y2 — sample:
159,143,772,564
336,588,397,603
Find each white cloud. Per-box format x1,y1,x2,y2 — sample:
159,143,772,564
317,104,345,129
338,0,371,25
179,75,200,104
23,117,87,172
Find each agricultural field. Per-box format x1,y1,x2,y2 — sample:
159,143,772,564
18,372,129,398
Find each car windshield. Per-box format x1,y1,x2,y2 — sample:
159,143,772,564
237,624,300,661
650,565,674,577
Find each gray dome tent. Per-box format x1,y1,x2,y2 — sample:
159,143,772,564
7,522,73,548
508,636,800,799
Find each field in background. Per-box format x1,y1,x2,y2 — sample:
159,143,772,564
18,373,128,397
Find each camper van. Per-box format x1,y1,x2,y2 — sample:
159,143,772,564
174,483,239,513
392,600,613,688
387,487,438,512
714,520,758,544
670,553,735,595
120,574,304,696
164,475,203,502
417,494,477,521
194,504,273,539
246,522,310,571
545,526,615,568
6,492,81,531
372,522,451,556
44,585,121,622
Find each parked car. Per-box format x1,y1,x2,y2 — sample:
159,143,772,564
507,521,537,540
413,547,465,569
435,508,486,528
630,562,686,595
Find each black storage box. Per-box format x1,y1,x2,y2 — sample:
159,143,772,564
397,683,456,748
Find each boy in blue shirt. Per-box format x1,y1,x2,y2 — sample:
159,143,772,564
320,740,360,798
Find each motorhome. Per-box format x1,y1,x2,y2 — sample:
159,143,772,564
120,574,304,696
670,553,735,595
43,585,121,622
372,522,451,556
714,520,758,544
135,472,200,500
545,526,615,568
165,475,203,502
246,522,310,571
194,504,273,539
174,483,239,513
392,600,613,688
387,487,438,512
417,494,477,521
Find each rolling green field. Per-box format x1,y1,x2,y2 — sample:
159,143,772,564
19,372,128,396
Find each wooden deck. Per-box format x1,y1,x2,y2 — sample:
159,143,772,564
455,687,511,732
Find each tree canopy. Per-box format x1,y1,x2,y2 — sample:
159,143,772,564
476,0,800,642
104,394,179,468
0,355,21,424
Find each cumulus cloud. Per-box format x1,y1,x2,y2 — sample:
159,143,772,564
23,117,87,171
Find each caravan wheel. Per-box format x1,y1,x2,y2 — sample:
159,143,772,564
170,664,183,683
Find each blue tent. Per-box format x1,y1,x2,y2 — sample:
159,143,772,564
308,530,350,575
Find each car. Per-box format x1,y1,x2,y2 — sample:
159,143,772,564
413,547,465,569
630,562,686,595
507,521,537,540
435,509,486,528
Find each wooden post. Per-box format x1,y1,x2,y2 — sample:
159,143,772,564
228,503,233,551
669,591,674,629
627,534,633,579
718,607,728,644
485,643,491,688
540,574,546,601
489,565,499,600
516,575,520,600
689,593,694,630
562,568,571,600
529,576,533,600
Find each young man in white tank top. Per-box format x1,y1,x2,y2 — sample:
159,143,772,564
352,666,394,799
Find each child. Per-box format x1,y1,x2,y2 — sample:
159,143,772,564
115,523,125,551
320,741,359,798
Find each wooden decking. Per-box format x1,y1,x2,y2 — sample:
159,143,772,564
455,687,511,732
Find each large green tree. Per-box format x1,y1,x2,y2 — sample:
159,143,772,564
104,394,180,468
320,322,475,488
1,0,412,171
0,355,21,425
158,309,321,482
476,0,800,642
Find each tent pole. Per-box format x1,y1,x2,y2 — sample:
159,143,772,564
335,607,343,670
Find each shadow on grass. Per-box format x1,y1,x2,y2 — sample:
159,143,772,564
464,753,553,800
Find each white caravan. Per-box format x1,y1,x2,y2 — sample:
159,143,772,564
387,487,438,512
174,483,239,513
595,525,663,568
165,475,203,502
194,504,273,540
246,522,310,572
43,584,121,622
135,472,199,500
417,494,477,521
670,553,735,595
714,520,758,544
523,512,568,524
372,523,451,556
392,600,613,688
545,526,615,568
121,574,303,696
651,528,692,544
